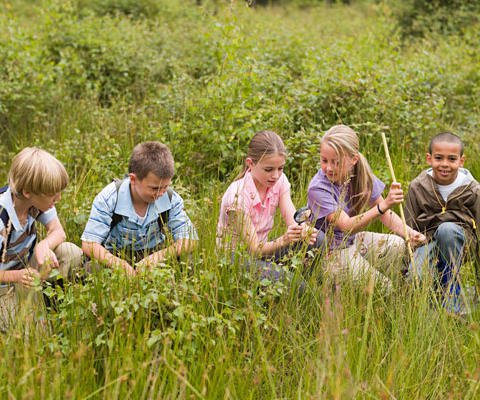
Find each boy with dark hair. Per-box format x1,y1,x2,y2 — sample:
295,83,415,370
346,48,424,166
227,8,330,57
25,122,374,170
81,141,198,275
405,132,480,314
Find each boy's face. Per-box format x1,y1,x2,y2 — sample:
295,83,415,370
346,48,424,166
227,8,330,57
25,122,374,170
130,172,171,205
426,141,464,185
25,192,61,212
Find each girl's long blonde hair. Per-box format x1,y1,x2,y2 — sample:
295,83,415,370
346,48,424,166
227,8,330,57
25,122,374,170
235,130,287,181
322,125,374,215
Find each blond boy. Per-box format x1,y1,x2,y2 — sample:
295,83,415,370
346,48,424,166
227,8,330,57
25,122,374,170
0,148,83,329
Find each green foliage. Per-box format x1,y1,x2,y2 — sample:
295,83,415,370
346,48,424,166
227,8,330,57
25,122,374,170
2,0,480,184
391,0,480,38
1,1,480,398
76,0,161,18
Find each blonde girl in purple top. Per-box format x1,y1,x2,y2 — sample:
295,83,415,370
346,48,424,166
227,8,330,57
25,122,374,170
217,130,317,276
307,125,425,287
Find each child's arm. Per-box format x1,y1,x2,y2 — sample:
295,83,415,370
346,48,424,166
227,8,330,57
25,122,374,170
82,241,136,276
278,189,318,244
328,183,426,245
134,238,197,270
225,209,305,256
0,229,42,286
328,182,404,234
377,206,426,246
278,189,296,226
34,217,66,271
0,268,41,287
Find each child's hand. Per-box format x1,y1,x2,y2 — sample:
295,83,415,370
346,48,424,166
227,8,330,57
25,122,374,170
120,262,136,277
17,268,41,288
135,257,152,272
408,229,427,247
300,223,318,246
382,182,404,210
284,224,304,244
34,241,59,269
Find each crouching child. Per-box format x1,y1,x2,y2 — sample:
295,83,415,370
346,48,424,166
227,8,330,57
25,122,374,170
81,141,198,276
405,132,480,314
0,148,83,330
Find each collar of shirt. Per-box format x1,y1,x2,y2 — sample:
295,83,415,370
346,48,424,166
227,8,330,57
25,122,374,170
0,187,27,231
243,171,276,208
113,178,172,226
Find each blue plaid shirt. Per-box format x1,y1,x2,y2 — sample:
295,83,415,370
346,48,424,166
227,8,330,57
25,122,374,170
81,178,198,252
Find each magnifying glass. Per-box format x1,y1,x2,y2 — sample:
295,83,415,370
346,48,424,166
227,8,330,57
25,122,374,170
293,206,311,225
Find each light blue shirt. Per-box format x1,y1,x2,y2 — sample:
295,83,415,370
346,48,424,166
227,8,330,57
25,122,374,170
81,178,198,252
0,188,57,271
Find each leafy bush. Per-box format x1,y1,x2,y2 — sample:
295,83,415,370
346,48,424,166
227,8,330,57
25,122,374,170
392,0,480,38
76,0,160,18
1,1,480,398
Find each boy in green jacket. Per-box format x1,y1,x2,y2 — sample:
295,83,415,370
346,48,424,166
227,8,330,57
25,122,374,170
405,132,480,314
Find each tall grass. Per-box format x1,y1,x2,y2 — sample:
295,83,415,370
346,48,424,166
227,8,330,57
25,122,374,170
1,0,480,398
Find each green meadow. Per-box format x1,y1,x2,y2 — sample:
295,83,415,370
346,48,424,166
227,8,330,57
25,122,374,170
1,0,480,398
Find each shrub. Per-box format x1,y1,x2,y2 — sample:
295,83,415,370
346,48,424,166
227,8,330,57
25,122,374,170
392,0,480,38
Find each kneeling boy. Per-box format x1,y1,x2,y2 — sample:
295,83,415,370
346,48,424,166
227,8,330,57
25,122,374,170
0,148,83,329
81,141,198,275
405,132,480,313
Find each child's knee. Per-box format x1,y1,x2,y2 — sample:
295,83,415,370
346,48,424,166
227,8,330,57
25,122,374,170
54,242,83,279
435,222,464,243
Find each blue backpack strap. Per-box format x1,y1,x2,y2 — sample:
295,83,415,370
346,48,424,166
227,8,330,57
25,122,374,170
109,178,126,231
157,188,174,233
109,178,174,234
0,185,11,256
0,185,43,261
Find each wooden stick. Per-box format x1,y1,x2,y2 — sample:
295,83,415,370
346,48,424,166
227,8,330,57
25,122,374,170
380,132,415,269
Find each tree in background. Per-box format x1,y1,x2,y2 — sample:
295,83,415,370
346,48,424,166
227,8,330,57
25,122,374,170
393,0,480,38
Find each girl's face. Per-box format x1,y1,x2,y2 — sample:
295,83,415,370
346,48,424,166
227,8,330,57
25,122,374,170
247,154,285,192
320,143,358,184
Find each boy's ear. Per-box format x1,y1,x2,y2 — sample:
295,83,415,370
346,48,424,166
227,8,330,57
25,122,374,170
22,190,32,199
128,173,137,184
459,154,465,166
426,153,432,165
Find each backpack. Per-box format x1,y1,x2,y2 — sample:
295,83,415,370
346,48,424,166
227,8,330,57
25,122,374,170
109,178,174,234
0,185,42,263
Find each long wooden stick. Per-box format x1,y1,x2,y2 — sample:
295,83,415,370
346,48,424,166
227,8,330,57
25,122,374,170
380,132,415,269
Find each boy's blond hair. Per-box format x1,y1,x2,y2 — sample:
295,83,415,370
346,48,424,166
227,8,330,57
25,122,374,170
128,141,174,180
8,147,68,196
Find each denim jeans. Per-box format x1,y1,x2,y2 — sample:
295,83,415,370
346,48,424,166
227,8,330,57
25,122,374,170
410,222,465,313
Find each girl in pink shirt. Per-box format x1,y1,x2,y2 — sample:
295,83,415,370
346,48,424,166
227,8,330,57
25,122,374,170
217,131,317,275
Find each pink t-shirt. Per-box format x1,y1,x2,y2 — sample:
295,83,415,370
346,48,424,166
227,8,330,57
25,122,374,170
217,171,291,244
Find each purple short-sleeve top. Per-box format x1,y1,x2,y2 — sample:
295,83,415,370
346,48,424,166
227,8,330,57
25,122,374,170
307,169,385,248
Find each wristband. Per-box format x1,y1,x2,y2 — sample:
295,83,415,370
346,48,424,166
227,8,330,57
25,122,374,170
377,204,386,215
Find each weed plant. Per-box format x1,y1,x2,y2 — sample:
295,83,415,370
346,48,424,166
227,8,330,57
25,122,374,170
1,0,480,398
